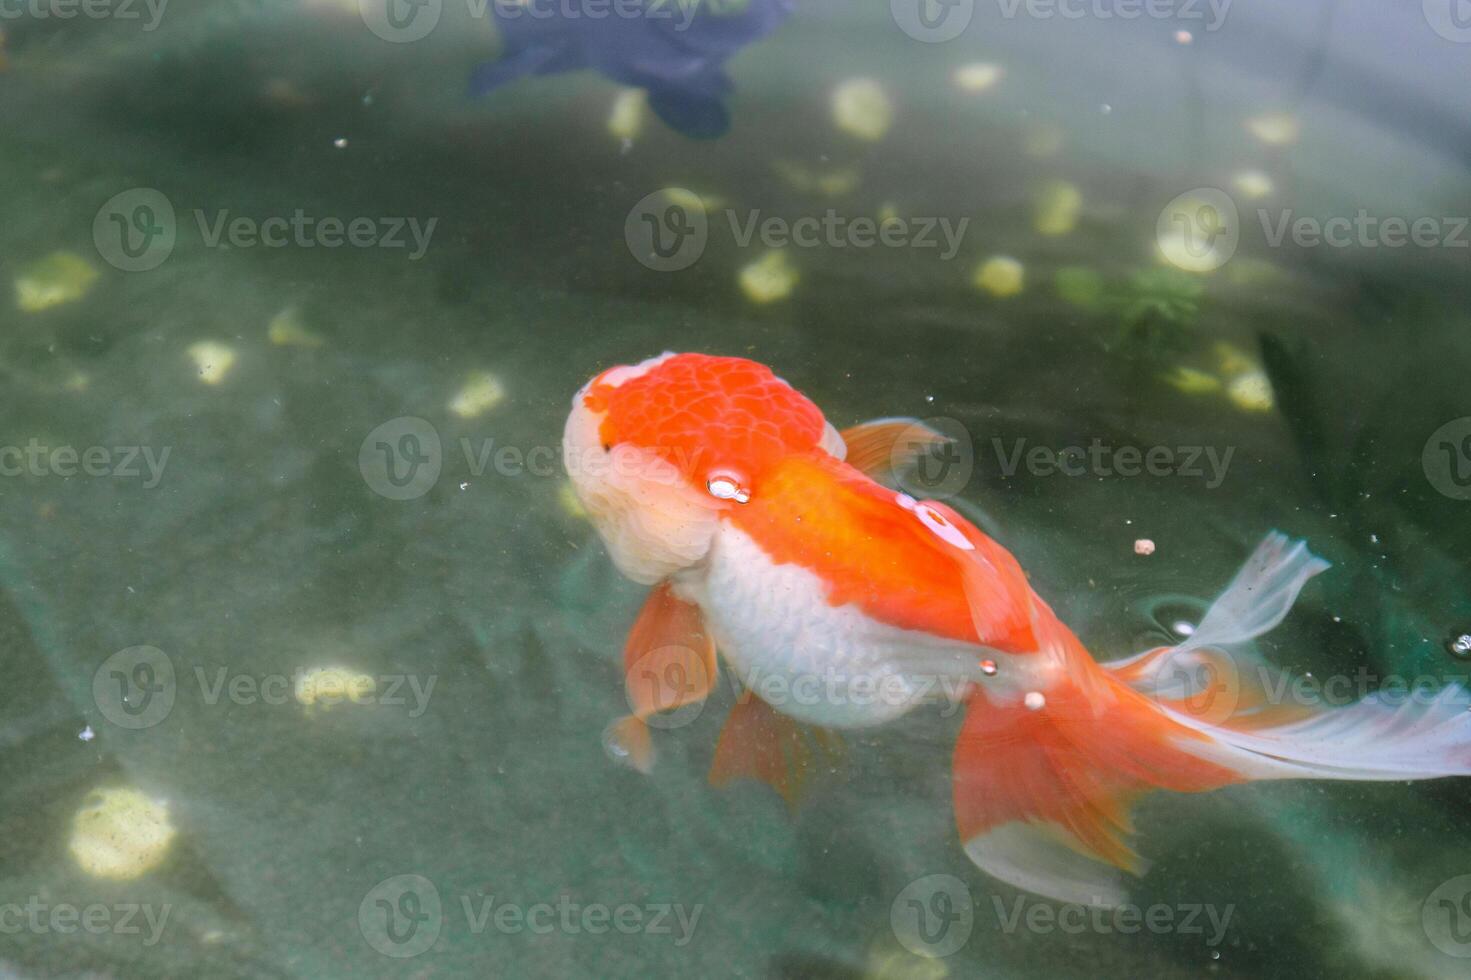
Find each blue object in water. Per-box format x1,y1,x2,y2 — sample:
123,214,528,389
470,0,794,139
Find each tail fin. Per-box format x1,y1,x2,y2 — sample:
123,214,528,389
954,533,1471,906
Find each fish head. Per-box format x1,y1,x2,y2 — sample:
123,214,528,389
563,352,837,584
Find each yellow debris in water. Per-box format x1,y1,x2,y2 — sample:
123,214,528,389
188,341,238,385
816,168,861,197
739,251,799,304
1227,369,1275,412
877,203,901,224
1023,123,1065,158
295,666,376,710
1161,365,1223,395
866,937,950,980
64,372,91,393
1155,190,1234,273
1033,180,1082,236
1232,170,1275,200
951,62,1004,93
1213,341,1256,376
772,161,860,196
69,788,176,880
14,251,99,313
1246,112,1300,146
448,370,507,419
608,88,646,141
267,306,325,348
832,78,893,141
558,481,587,519
974,256,1024,298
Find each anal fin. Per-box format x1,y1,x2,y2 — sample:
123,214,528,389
709,694,841,811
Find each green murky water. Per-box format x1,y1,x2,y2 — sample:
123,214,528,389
1,2,1470,977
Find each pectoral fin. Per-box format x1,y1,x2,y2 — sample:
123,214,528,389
839,418,954,484
604,581,718,775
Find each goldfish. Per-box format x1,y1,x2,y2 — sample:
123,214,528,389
564,352,1471,906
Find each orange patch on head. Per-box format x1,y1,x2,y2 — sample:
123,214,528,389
586,354,828,483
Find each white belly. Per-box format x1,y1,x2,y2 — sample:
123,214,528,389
675,523,982,728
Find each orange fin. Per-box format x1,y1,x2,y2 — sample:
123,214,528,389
837,418,953,484
954,610,1243,906
605,581,718,774
602,715,655,775
709,695,841,811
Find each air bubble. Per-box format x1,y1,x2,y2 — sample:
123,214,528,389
979,660,998,676
707,474,751,504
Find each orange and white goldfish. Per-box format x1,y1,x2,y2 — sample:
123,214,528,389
564,352,1471,906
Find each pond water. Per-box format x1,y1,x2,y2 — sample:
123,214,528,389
1,2,1470,977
